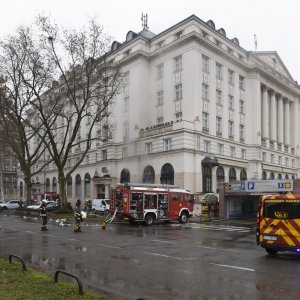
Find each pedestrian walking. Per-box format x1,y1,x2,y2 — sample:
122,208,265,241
40,199,48,231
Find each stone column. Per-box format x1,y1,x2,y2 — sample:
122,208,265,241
277,95,284,145
270,90,277,142
284,99,290,145
262,86,269,140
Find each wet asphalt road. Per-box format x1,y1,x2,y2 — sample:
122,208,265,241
1,213,300,300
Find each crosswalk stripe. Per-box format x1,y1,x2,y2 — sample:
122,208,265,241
189,224,250,232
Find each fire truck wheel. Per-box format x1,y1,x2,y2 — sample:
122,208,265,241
145,213,155,226
179,212,188,224
265,248,278,255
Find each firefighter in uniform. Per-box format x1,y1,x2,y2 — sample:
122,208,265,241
74,203,83,232
40,199,48,231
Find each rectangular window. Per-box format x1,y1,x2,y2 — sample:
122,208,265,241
264,201,300,219
163,139,172,151
279,156,282,165
197,135,201,150
202,83,209,100
228,95,234,110
228,69,234,85
239,75,245,90
122,147,128,158
285,157,289,166
202,55,209,73
239,124,245,140
123,97,129,112
228,120,234,136
216,116,222,133
217,143,224,155
241,149,246,159
262,152,267,162
175,84,182,100
145,143,152,154
102,150,107,160
157,90,164,106
271,154,275,164
239,100,244,114
216,89,222,105
202,112,209,129
175,111,182,122
174,55,182,72
123,121,129,139
123,71,129,86
230,146,235,158
157,63,164,79
216,63,223,78
204,140,210,152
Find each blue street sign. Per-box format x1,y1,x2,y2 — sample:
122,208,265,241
248,182,255,190
278,182,284,189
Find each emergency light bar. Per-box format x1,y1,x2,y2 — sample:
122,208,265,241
121,182,178,189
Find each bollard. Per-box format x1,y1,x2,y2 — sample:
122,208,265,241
8,254,27,271
54,269,83,295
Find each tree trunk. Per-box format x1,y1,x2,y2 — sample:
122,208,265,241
58,173,68,208
25,179,32,206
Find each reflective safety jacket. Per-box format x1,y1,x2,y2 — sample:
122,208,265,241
40,206,47,217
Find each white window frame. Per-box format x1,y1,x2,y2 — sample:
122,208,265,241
202,112,209,129
228,69,234,85
216,63,223,78
204,140,210,153
217,143,224,155
239,75,245,90
202,83,209,100
216,89,222,105
157,63,164,79
216,116,222,133
145,143,153,155
202,55,209,73
163,138,172,151
175,84,182,100
228,120,234,136
174,55,182,72
228,95,234,110
157,90,164,106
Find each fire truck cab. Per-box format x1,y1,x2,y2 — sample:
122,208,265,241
110,183,194,225
257,194,300,255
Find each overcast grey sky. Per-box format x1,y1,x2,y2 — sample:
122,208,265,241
1,0,299,81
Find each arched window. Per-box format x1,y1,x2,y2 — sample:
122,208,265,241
202,165,212,193
269,172,275,180
278,173,282,179
120,169,130,183
216,166,225,183
229,168,236,182
67,175,72,197
262,171,267,180
143,166,155,183
84,173,91,197
75,174,81,198
240,169,247,181
46,178,50,192
160,163,174,185
285,174,289,179
292,175,296,180
52,177,57,193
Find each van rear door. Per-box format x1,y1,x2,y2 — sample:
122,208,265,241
263,199,300,247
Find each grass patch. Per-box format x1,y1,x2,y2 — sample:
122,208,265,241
0,258,108,299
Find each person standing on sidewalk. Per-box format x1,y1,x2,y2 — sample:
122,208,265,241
40,199,48,231
74,202,82,232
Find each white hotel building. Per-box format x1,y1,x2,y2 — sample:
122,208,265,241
32,15,300,204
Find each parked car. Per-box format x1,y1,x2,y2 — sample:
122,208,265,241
0,200,20,210
27,200,54,210
46,202,61,211
92,199,110,214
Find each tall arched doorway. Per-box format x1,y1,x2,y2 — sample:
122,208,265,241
75,174,82,198
229,168,236,182
143,166,155,183
202,165,212,193
120,169,130,183
160,163,174,185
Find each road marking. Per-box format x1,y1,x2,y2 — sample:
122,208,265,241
190,224,250,233
152,239,175,244
144,251,183,260
102,244,121,249
0,237,19,241
211,263,255,272
25,231,35,234
66,238,80,241
197,245,239,253
8,227,17,231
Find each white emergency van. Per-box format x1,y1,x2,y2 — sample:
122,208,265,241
92,199,110,214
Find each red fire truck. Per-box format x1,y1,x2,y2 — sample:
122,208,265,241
110,183,194,225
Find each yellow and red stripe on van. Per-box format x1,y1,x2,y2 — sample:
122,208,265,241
257,194,300,252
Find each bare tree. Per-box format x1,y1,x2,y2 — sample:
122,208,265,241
0,32,51,205
20,16,121,208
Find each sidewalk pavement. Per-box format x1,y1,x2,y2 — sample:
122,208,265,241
189,216,256,229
